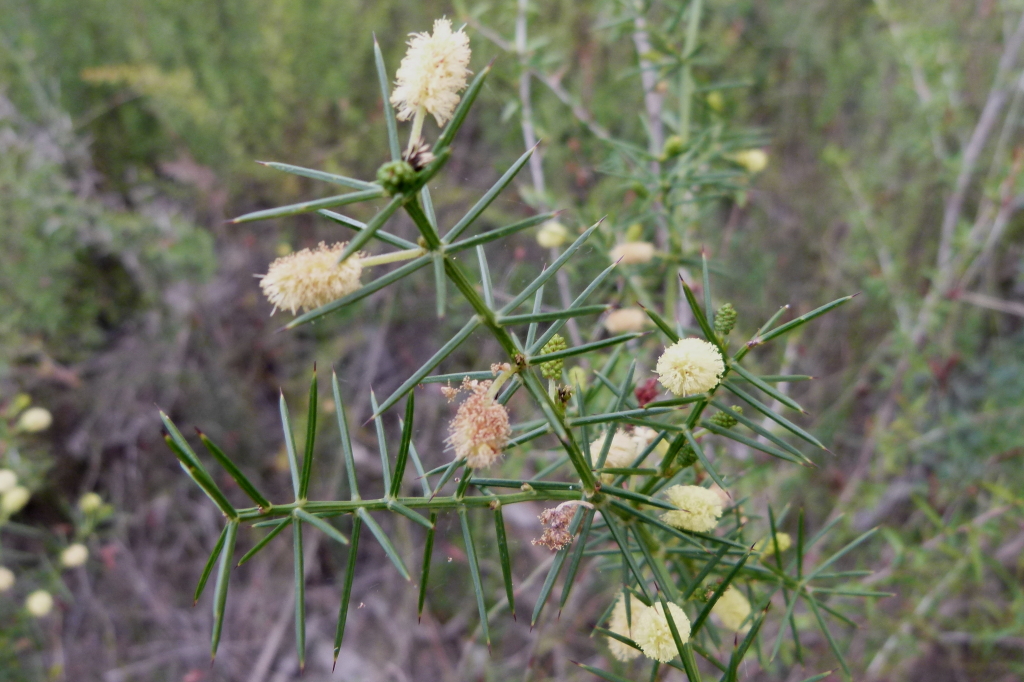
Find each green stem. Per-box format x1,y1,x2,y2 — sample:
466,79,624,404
360,248,427,268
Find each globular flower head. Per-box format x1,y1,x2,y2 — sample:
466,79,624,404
655,338,724,396
259,242,363,315
61,543,89,568
661,485,723,533
632,601,690,663
1,486,31,515
735,149,768,173
610,241,655,265
391,18,472,126
16,407,52,433
603,308,648,334
446,378,511,469
78,492,103,514
712,586,751,633
606,592,644,662
754,532,792,556
0,469,17,495
25,590,53,617
591,430,640,483
536,220,569,248
0,566,14,592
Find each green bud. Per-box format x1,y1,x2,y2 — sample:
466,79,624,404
676,442,698,469
539,334,567,380
714,303,737,335
710,406,743,429
661,134,686,160
376,160,416,196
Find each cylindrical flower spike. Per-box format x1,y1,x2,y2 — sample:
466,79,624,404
712,586,751,633
632,601,690,662
391,18,472,127
655,338,724,396
446,378,511,469
259,242,363,314
661,484,723,532
606,592,644,662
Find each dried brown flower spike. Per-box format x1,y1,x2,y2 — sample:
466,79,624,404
532,500,595,551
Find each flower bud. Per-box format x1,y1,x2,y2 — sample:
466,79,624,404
610,241,655,265
536,220,569,248
661,135,685,159
78,492,103,514
714,302,737,335
709,406,742,429
376,160,417,195
706,91,725,113
25,590,53,617
734,149,768,173
0,469,17,495
1,486,31,515
603,308,648,334
538,334,567,380
16,407,52,433
0,566,14,592
60,543,89,568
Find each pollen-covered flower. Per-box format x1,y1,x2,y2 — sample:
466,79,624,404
1,486,30,515
661,485,723,533
606,592,644,662
712,586,751,633
446,378,511,469
632,601,690,662
610,241,655,265
0,469,17,495
0,566,14,592
391,18,472,126
754,532,792,555
60,543,89,568
16,406,52,433
591,430,640,483
259,242,363,315
604,308,648,334
655,338,724,396
536,220,569,248
26,590,53,617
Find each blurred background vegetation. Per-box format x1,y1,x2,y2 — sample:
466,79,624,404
1,0,1023,680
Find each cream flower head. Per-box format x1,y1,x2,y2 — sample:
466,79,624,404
606,592,644,662
16,407,53,433
536,220,569,248
712,586,751,633
0,469,17,495
1,486,30,515
446,378,511,469
754,531,792,555
78,492,104,514
610,241,655,265
391,18,472,126
735,149,768,173
603,308,648,334
26,590,53,617
655,338,724,396
259,242,363,315
591,430,640,483
661,485,723,533
632,601,690,662
61,543,89,568
0,566,14,592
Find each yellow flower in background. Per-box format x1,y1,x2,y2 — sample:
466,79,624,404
0,469,17,495
536,220,569,248
632,601,690,662
78,492,103,514
610,241,655,265
391,18,472,126
1,486,31,515
712,586,751,633
606,592,644,662
603,308,648,334
26,590,54,617
655,338,724,396
0,566,14,592
754,532,792,555
661,485,723,533
734,149,768,173
61,543,89,568
259,242,363,315
16,407,53,433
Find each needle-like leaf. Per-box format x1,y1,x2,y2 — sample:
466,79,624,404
459,508,490,646
389,393,415,498
279,392,301,500
292,517,306,671
210,520,238,661
333,515,361,664
373,36,401,161
417,511,438,621
238,519,288,566
358,508,411,580
194,524,228,605
332,372,360,500
256,161,377,191
294,509,349,546
230,188,384,224
319,209,417,249
197,431,271,510
299,370,318,500
493,506,516,619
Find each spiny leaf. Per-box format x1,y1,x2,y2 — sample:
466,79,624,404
373,36,401,161
690,547,751,636
498,305,608,326
194,524,228,605
238,519,288,566
417,512,438,621
433,252,447,318
684,427,727,489
680,275,724,355
443,144,536,243
723,381,825,449
336,196,403,264
386,500,434,529
446,212,555,254
319,209,417,249
701,420,807,466
299,370,318,500
638,302,680,343
389,393,415,498
279,393,301,500
501,221,602,313
210,520,238,661
294,509,349,546
333,515,361,662
357,508,411,580
332,372,360,500
256,161,377,191
528,332,646,366
161,430,236,520
756,294,857,346
727,363,805,414
459,508,490,647
292,517,306,671
527,260,620,355
494,506,516,619
370,390,391,486
197,431,271,510
558,509,595,612
230,188,383,224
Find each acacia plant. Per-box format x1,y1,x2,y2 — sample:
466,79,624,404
160,18,872,680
